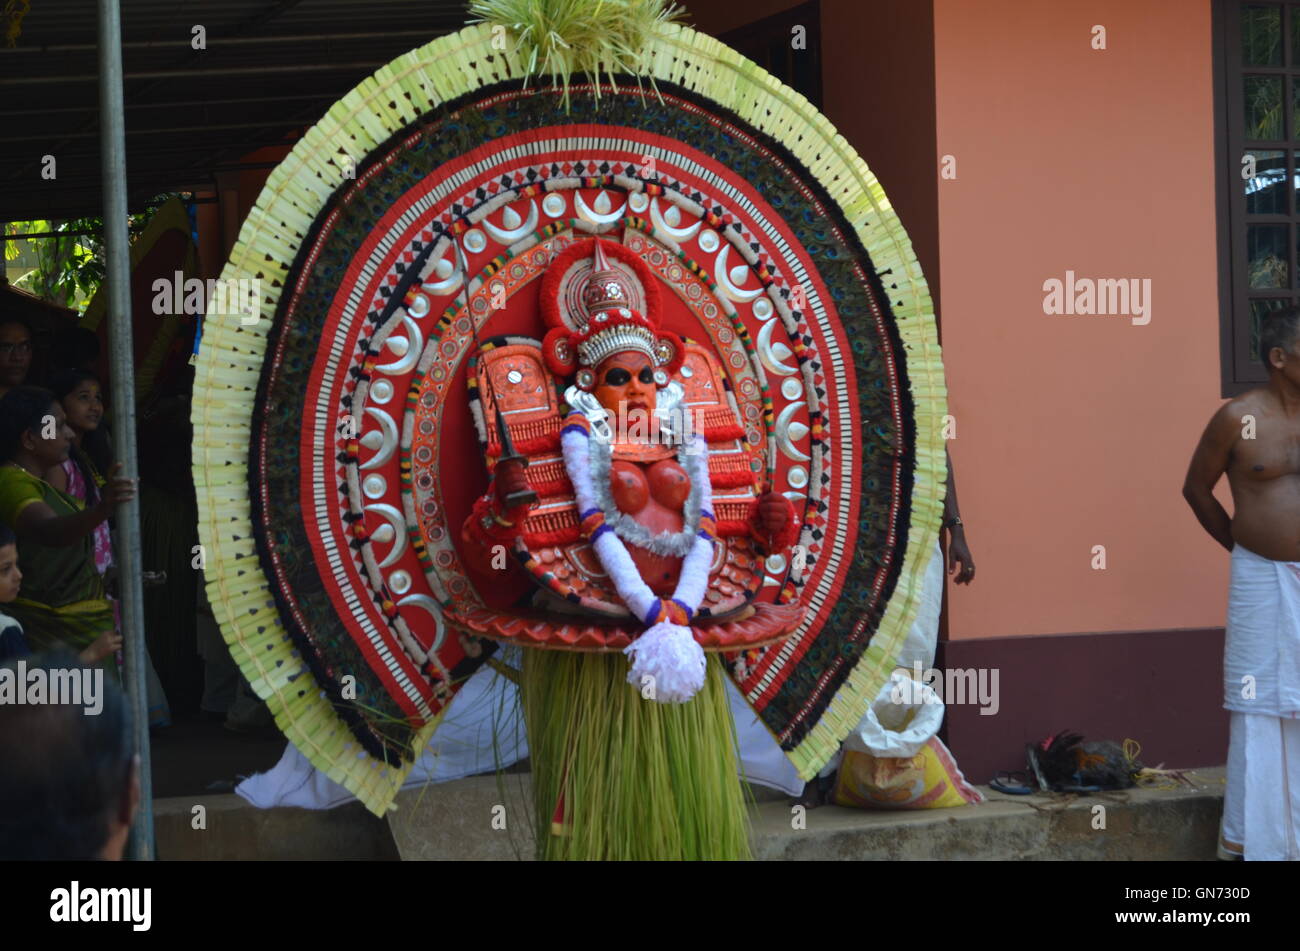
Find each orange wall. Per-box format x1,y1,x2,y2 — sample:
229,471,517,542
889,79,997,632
935,0,1230,637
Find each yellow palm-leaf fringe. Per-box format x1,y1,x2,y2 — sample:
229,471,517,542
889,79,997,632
191,19,946,817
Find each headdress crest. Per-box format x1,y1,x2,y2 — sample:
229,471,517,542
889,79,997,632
541,238,684,389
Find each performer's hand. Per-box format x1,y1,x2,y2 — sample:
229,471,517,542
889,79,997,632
756,491,796,549
494,459,533,516
947,527,975,585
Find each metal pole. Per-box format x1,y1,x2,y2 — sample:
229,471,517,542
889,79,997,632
97,0,154,861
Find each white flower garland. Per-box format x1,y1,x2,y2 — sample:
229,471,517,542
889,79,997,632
560,409,716,702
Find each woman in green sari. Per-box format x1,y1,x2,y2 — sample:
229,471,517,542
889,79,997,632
0,386,135,673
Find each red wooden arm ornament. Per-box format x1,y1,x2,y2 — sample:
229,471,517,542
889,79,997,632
460,477,533,574
749,491,800,553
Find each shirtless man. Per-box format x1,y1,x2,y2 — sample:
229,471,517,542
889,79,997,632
1183,305,1300,861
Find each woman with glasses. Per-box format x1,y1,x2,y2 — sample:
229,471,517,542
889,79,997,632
0,316,34,398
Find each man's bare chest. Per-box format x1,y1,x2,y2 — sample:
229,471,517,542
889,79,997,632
1233,416,1300,481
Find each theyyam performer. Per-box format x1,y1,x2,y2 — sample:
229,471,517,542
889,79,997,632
452,237,804,857
190,0,947,860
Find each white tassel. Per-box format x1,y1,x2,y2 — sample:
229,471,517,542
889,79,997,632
624,622,706,703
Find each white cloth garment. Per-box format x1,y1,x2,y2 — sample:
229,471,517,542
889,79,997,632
235,658,527,810
895,539,945,672
1220,544,1300,860
1224,544,1300,718
728,676,804,795
1221,711,1300,860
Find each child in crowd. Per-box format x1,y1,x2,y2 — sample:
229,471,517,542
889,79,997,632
47,370,114,574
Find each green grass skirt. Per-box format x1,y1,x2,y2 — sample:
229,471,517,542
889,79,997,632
521,649,752,860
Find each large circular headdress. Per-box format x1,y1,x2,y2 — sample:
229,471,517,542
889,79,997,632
192,6,946,814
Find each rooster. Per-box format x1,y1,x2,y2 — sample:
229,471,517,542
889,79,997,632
1027,731,1141,791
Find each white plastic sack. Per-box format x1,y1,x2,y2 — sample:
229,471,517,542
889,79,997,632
844,672,945,759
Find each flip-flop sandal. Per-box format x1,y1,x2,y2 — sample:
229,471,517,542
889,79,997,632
990,771,1034,795
1026,746,1051,792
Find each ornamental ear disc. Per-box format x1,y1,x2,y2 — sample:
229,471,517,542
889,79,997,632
576,367,596,391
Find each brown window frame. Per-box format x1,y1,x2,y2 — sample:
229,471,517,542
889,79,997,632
1215,0,1300,395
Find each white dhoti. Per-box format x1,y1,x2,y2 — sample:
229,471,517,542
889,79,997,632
1221,544,1300,860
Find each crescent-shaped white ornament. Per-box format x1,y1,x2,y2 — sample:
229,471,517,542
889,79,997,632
482,199,538,245
651,197,701,241
715,244,762,302
776,402,811,462
423,246,464,296
376,314,421,374
574,191,626,224
360,408,398,470
757,318,798,376
365,503,408,568
397,594,446,653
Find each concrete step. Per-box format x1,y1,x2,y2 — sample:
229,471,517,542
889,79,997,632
155,793,399,861
154,767,1226,861
753,768,1225,860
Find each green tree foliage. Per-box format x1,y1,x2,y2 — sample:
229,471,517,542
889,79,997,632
4,197,182,313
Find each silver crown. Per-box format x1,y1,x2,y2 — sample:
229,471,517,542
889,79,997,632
576,323,657,368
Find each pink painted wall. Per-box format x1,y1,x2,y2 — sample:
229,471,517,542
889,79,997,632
934,0,1230,638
